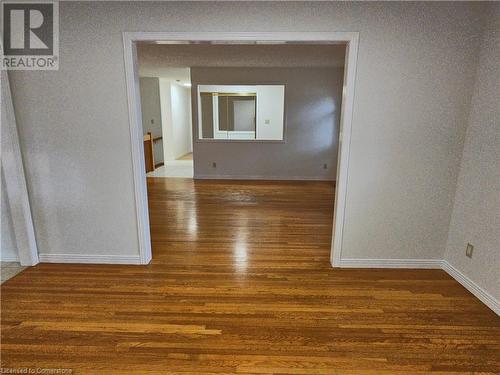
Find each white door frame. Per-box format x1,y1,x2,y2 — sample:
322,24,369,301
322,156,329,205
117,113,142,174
1,70,39,266
122,32,359,266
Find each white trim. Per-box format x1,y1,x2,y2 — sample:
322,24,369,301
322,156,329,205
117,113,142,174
39,253,142,265
338,258,499,316
0,70,39,266
197,83,203,139
122,35,152,265
199,85,258,93
339,258,443,269
124,32,357,44
212,95,224,138
122,31,359,267
331,34,359,267
0,254,20,262
441,260,499,316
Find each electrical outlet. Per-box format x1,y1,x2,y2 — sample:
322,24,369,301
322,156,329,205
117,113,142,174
212,162,217,168
466,243,474,258
323,163,328,169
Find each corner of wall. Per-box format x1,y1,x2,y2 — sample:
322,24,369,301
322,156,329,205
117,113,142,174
441,4,500,313
441,9,488,263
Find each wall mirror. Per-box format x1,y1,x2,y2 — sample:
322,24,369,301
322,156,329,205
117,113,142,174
197,85,285,141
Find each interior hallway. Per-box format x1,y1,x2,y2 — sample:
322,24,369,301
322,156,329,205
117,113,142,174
1,179,498,373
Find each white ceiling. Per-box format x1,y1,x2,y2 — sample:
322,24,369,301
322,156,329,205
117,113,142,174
137,43,346,79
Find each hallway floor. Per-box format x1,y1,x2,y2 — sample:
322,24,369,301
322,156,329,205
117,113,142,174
146,160,193,178
177,152,193,161
1,179,499,373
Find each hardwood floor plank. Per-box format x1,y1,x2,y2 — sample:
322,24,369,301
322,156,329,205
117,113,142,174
1,178,499,374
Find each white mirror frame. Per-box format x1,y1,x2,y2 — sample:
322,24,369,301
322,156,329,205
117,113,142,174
197,84,286,141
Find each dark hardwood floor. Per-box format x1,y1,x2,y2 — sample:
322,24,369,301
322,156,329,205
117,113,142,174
1,178,499,374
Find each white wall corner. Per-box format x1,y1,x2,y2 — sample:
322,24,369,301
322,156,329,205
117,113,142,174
441,260,499,316
338,258,499,316
159,79,175,161
1,71,39,266
123,35,152,265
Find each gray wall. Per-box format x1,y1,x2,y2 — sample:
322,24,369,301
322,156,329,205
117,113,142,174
139,77,163,165
8,2,486,262
191,67,344,180
444,5,500,300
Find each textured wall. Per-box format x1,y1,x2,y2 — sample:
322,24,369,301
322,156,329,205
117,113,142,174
444,5,500,300
191,67,343,180
8,2,485,260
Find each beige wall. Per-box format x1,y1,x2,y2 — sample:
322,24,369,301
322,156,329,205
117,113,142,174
191,66,343,180
444,5,500,300
8,2,485,261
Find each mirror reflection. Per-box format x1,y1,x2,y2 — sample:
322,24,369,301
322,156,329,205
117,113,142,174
197,85,285,141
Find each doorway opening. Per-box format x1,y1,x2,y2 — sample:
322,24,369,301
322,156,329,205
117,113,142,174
138,66,194,178
123,33,359,266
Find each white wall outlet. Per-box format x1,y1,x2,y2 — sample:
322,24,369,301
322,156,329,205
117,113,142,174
466,243,474,258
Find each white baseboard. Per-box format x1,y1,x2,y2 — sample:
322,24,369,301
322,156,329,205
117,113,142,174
339,258,499,316
0,254,20,262
339,258,443,269
39,253,143,265
194,174,335,181
441,260,499,316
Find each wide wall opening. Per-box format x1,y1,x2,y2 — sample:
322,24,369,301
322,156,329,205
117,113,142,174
124,34,356,267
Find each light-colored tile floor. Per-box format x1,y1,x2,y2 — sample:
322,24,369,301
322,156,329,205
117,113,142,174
1,261,26,284
147,160,193,178
177,152,193,161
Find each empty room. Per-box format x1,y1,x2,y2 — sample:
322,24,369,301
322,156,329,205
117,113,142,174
1,1,499,374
